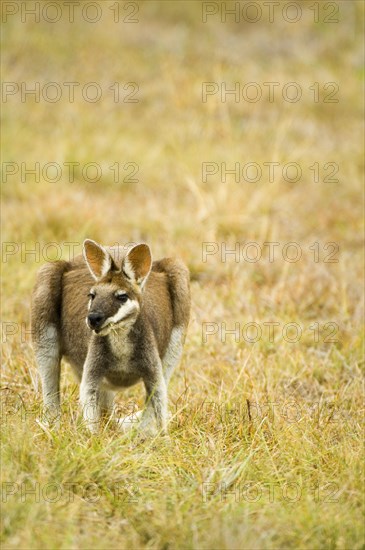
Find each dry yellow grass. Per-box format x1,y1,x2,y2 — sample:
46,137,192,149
1,1,364,549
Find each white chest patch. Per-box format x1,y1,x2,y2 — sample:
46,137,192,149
108,330,133,361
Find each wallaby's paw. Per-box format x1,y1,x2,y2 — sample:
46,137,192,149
80,418,100,434
116,410,142,432
88,423,100,434
136,423,159,441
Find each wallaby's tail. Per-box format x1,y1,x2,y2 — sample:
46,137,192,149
31,260,70,348
153,258,190,332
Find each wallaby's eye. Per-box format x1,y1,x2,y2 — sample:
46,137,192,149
116,293,129,304
88,291,95,300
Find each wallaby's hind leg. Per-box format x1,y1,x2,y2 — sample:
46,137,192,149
162,326,184,386
31,261,69,422
35,324,61,421
154,258,190,386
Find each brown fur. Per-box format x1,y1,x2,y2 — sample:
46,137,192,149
31,241,190,435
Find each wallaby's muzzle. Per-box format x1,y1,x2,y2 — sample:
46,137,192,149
87,312,105,330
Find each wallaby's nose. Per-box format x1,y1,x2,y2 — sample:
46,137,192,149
88,312,105,329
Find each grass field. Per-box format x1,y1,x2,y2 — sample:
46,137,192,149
1,1,364,549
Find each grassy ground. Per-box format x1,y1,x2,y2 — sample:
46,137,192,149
1,1,364,549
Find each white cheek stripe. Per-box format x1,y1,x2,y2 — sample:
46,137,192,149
106,299,139,325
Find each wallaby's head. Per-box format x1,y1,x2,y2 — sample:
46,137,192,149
83,239,152,336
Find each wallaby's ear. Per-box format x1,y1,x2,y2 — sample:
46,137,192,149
123,243,152,287
83,239,116,280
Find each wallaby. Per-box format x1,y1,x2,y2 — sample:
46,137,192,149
31,240,190,436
